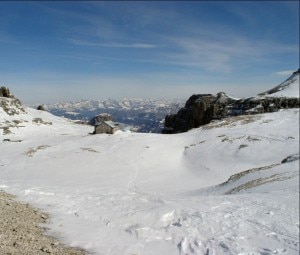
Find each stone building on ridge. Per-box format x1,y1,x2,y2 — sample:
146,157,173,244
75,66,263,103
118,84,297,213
92,113,119,134
94,120,119,134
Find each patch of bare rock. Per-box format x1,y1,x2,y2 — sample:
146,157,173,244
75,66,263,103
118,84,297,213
0,190,88,255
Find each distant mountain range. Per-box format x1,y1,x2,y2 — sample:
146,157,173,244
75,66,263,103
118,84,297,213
33,69,300,134
42,98,184,133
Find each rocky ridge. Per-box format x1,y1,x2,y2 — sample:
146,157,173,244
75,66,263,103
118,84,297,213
163,69,300,133
0,86,26,116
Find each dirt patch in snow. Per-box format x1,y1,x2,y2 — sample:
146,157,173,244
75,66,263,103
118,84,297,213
202,115,261,129
80,147,100,153
0,190,88,255
25,145,51,157
0,126,12,135
32,118,52,125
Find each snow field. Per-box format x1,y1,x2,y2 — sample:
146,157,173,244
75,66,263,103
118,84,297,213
0,106,299,254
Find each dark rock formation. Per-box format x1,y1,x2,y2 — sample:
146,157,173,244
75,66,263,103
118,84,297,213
0,87,14,98
163,93,300,134
230,97,299,116
163,69,300,134
163,92,236,133
293,68,300,75
37,105,46,111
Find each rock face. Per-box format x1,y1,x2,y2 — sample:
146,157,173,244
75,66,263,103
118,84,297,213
163,70,300,134
230,97,299,115
0,86,14,98
163,92,235,133
163,94,299,134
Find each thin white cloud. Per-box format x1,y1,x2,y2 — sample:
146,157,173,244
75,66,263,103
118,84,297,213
99,43,163,49
158,36,244,73
69,38,163,49
275,70,294,76
159,32,299,73
41,2,298,75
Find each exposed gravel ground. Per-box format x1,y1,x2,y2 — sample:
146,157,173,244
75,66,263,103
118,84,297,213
0,190,88,255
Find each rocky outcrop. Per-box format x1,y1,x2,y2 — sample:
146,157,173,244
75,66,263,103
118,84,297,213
0,87,25,116
0,86,14,98
230,97,299,115
37,105,46,111
163,92,235,133
163,93,300,134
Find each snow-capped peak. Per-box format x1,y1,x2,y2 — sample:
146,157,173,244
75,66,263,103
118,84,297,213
258,69,300,98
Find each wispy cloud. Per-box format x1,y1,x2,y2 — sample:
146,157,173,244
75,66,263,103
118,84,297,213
2,1,299,104
159,32,299,73
69,38,163,49
275,70,294,76
100,43,163,49
35,2,299,75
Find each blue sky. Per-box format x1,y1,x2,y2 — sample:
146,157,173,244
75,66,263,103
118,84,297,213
0,1,299,104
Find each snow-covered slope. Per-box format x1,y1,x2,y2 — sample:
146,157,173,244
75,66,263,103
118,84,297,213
0,98,299,254
258,69,299,98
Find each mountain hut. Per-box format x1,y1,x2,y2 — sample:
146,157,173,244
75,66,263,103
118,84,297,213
94,120,119,134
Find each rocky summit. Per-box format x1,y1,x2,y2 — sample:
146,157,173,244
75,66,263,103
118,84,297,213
163,69,300,134
0,86,14,98
0,86,26,116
